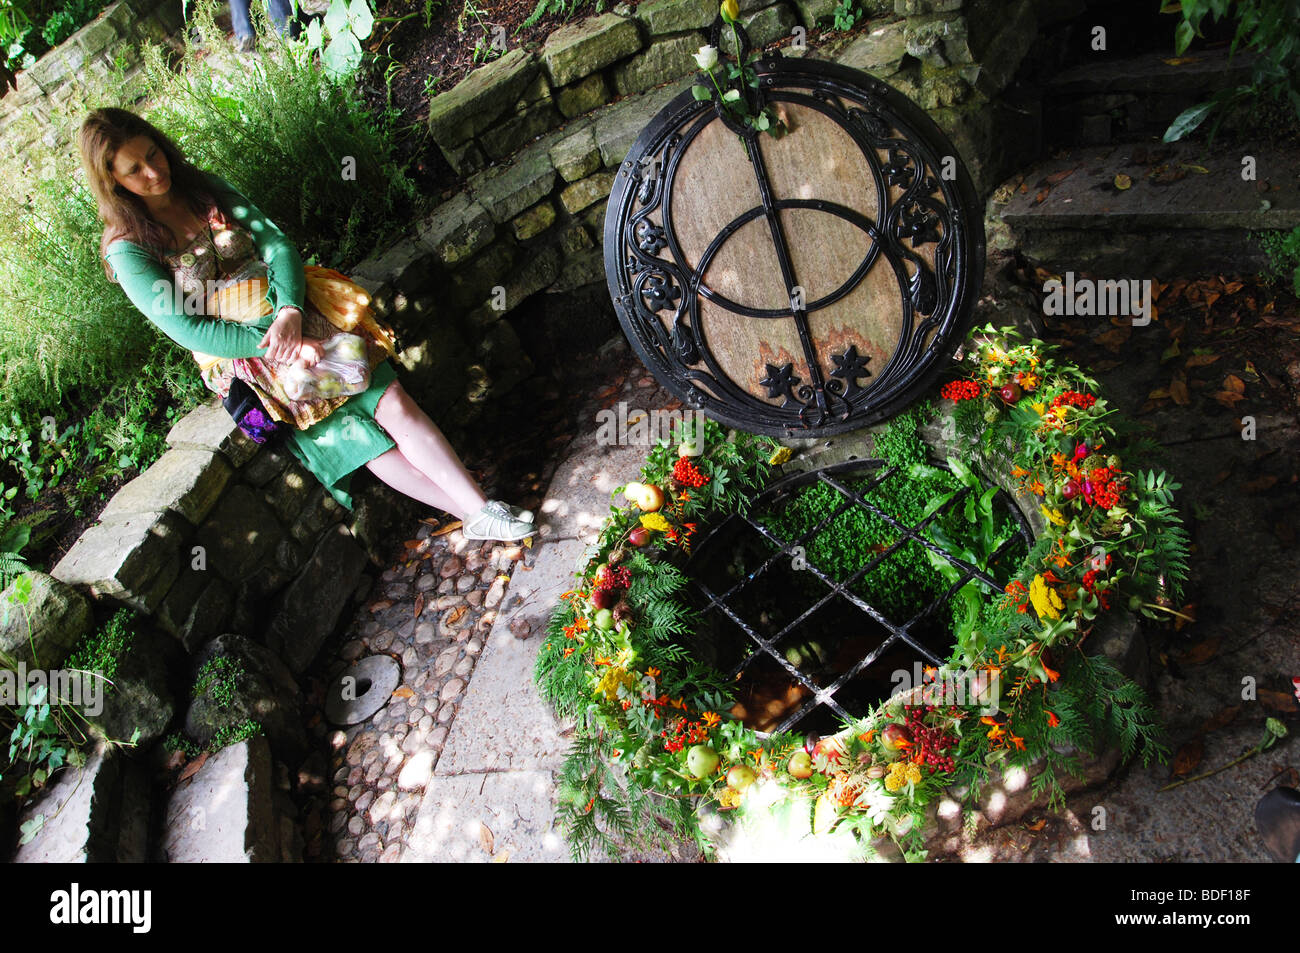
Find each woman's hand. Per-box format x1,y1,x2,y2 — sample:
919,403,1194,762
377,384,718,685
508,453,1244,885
295,338,325,367
259,306,302,363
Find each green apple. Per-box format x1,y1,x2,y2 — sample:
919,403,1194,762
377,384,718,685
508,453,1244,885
594,608,615,630
686,744,719,779
726,765,757,791
787,750,813,779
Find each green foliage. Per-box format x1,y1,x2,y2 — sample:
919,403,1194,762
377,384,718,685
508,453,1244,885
0,579,140,805
515,0,603,34
64,606,135,687
300,0,375,82
1127,470,1192,604
142,0,419,270
1161,0,1300,142
832,0,864,31
1259,225,1300,295
2,0,109,70
0,173,155,418
163,656,263,755
193,656,243,708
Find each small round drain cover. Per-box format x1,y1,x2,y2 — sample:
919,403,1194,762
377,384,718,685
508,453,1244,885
325,655,402,726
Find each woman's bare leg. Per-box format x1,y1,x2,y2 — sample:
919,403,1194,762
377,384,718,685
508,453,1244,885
371,380,487,517
364,446,468,519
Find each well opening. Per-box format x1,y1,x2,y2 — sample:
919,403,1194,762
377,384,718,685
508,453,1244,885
682,458,1034,737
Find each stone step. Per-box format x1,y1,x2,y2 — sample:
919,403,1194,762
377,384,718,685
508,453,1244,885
158,735,300,862
994,138,1300,277
1043,48,1257,146
11,742,150,863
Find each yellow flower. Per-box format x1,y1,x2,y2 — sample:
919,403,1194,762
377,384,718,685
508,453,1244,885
595,666,636,703
1031,402,1047,416
702,711,721,728
905,763,922,785
1040,506,1066,526
640,512,671,532
768,446,793,466
718,786,743,809
720,0,740,22
884,761,910,792
1029,573,1065,620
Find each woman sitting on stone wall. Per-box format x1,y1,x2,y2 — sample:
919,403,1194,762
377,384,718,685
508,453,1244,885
78,107,535,542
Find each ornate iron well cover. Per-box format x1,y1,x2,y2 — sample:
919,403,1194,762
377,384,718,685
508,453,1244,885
603,15,986,437
603,15,1010,735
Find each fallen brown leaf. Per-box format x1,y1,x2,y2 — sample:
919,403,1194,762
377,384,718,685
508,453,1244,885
431,521,463,537
1097,326,1132,352
1170,376,1190,406
446,605,468,626
178,751,209,783
1176,635,1219,665
1034,187,1050,204
1171,739,1204,777
1259,689,1300,714
1184,354,1220,368
1224,374,1246,394
368,599,394,613
479,822,495,855
1242,475,1278,493
1212,390,1247,408
414,592,425,618
391,686,415,701
1045,167,1076,186
1200,705,1241,733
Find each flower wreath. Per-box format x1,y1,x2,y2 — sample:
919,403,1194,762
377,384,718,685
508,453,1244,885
536,327,1188,861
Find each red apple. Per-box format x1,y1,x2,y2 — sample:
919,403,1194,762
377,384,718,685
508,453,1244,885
880,723,913,751
627,526,651,547
592,588,617,610
998,383,1022,404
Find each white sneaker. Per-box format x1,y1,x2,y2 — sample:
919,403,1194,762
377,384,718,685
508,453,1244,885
462,500,535,542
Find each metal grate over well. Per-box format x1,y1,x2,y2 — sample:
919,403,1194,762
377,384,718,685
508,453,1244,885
684,459,1035,737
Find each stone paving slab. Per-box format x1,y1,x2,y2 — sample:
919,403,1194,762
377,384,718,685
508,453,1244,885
407,370,683,861
404,769,570,863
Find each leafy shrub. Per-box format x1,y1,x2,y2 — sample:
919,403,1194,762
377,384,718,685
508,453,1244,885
2,0,110,70
1259,224,1300,295
1162,0,1300,142
139,0,420,269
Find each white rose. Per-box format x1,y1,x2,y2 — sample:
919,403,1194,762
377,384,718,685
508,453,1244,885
694,45,718,71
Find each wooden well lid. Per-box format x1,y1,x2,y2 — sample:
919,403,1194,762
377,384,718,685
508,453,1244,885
603,20,985,437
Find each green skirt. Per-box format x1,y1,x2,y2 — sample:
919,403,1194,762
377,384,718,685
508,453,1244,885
283,359,398,511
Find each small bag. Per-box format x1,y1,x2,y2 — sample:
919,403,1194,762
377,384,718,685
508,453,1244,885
278,332,372,401
222,376,286,445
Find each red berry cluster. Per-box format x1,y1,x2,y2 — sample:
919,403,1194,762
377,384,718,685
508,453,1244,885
1050,390,1097,410
672,457,710,488
1085,466,1124,509
902,705,958,773
596,565,631,591
940,380,981,401
661,717,709,753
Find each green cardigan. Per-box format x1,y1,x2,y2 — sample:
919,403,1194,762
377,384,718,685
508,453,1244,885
104,173,305,357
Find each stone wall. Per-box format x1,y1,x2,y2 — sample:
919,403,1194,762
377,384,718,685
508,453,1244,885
0,0,180,160
1,391,415,860
356,0,1073,444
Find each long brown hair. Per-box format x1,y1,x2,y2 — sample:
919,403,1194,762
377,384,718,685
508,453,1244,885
78,108,228,280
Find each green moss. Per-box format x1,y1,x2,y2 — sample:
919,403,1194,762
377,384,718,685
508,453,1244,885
64,607,135,689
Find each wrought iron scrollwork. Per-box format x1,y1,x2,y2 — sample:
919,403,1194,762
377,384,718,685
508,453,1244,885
603,33,984,437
